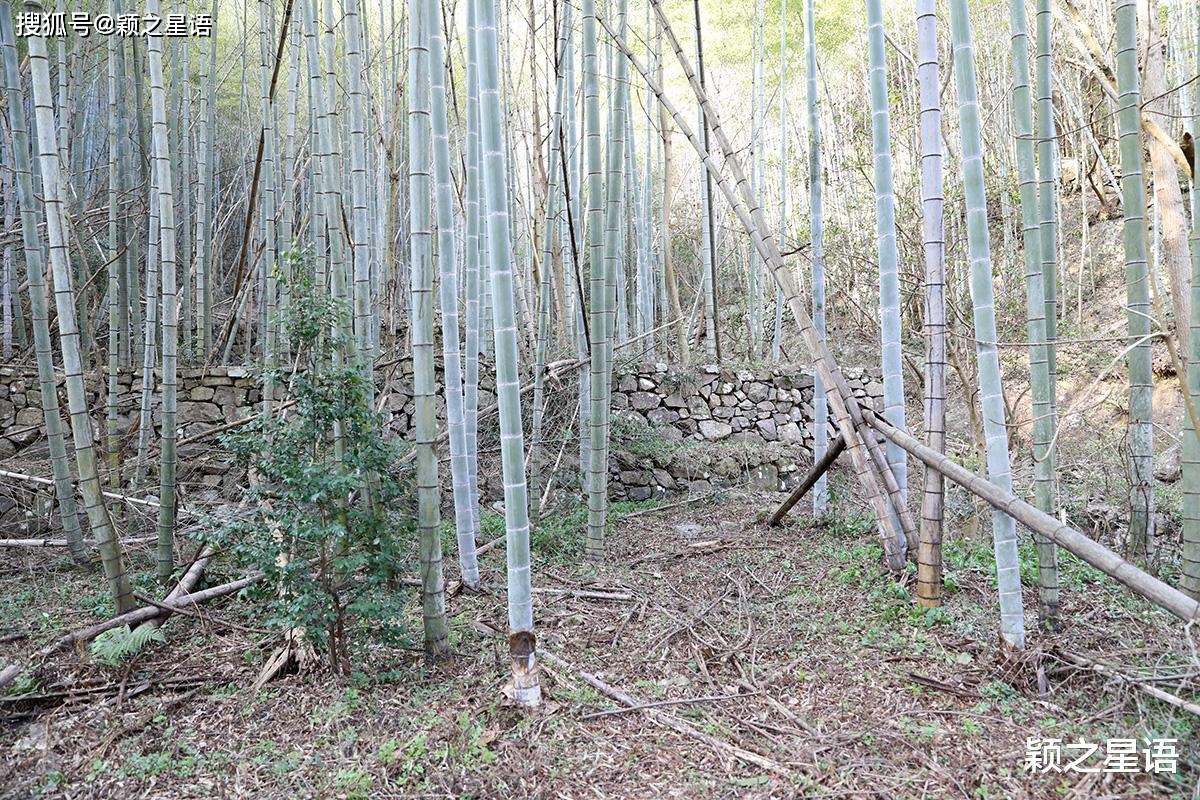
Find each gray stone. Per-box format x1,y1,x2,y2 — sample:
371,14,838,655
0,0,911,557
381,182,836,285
688,479,713,494
747,382,769,403
712,406,734,420
178,402,223,424
612,392,630,410
749,464,780,492
1155,445,1182,483
14,407,41,428
663,393,685,408
638,377,658,391
778,422,805,444
618,374,638,392
688,396,712,419
631,391,660,411
729,416,744,433
678,418,698,436
646,407,679,426
652,468,676,489
628,486,653,501
620,469,652,486
658,426,684,442
757,419,778,439
698,420,732,439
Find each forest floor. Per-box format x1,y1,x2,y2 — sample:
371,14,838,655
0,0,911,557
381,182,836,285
1,481,1196,799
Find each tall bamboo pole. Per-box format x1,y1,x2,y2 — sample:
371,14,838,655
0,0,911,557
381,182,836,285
866,0,908,547
409,0,449,655
427,0,480,588
147,0,180,585
0,5,86,565
949,0,1026,649
915,0,945,606
1115,0,1155,560
804,0,827,515
23,0,132,611
473,0,542,705
1010,0,1061,628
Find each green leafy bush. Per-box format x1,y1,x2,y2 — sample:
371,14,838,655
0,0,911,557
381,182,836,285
204,262,414,672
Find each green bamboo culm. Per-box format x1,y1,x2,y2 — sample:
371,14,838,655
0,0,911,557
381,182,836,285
0,5,87,565
915,0,946,606
531,1,575,530
426,0,480,588
1034,0,1057,389
865,0,908,554
21,0,133,610
472,0,542,706
408,0,449,656
1183,13,1200,599
105,4,121,500
1008,0,1060,629
346,0,372,382
949,0,1025,650
462,0,485,544
146,0,180,585
804,0,828,516
584,0,607,562
589,0,629,557
1115,0,1155,561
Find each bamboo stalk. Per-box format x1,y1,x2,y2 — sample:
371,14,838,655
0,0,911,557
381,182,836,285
865,412,1200,624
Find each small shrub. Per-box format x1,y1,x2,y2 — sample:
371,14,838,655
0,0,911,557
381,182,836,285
204,261,414,673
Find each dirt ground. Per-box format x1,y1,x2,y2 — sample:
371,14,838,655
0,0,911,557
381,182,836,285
1,478,1196,800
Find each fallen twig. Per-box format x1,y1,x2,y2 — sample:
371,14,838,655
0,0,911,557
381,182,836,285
1055,648,1200,716
541,650,789,775
580,691,754,720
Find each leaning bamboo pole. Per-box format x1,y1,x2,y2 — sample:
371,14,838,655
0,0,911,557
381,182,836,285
616,4,916,570
867,412,1199,624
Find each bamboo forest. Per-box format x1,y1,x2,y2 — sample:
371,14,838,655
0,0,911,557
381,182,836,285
2,0,1200,795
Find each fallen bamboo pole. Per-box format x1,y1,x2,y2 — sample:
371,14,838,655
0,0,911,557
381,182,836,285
0,569,263,690
768,434,847,526
865,412,1200,622
0,468,165,510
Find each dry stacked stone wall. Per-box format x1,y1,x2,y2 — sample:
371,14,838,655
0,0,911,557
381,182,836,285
0,362,882,499
603,364,883,499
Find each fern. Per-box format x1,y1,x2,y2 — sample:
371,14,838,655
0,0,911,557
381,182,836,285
89,625,166,667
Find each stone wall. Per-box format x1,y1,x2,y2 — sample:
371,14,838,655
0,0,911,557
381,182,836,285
0,361,881,498
603,363,883,499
